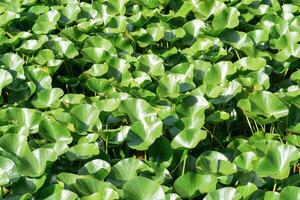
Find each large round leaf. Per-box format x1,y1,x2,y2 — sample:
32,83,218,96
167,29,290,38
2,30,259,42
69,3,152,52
0,156,19,186
66,143,100,161
78,159,111,180
203,187,241,200
212,7,240,29
38,117,72,144
174,172,217,198
196,151,237,176
122,177,165,200
279,186,300,200
107,158,153,187
118,98,157,122
31,88,63,109
32,10,60,34
171,129,207,150
135,54,164,76
70,104,100,133
237,91,289,124
0,69,12,94
254,144,300,179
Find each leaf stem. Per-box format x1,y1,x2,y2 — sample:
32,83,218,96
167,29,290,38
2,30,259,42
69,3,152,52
182,151,188,176
105,123,108,154
254,120,259,132
260,124,266,132
245,116,254,134
273,181,277,192
284,68,289,77
203,126,225,150
234,49,241,59
271,124,275,134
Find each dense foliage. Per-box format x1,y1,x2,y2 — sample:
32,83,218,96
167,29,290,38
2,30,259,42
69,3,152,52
0,0,300,199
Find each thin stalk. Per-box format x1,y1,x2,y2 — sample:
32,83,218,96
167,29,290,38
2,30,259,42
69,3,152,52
273,181,277,192
64,62,72,77
203,126,225,150
112,149,117,158
234,49,241,59
276,123,283,135
260,124,266,132
182,152,188,176
105,137,108,154
271,124,275,134
246,116,254,134
5,32,13,38
254,120,259,132
234,180,239,186
105,123,108,154
278,136,284,144
144,151,147,161
170,161,183,174
284,68,289,77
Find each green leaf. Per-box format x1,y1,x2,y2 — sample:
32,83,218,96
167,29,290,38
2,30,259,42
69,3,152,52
234,152,257,171
0,69,12,94
66,143,100,161
171,129,207,150
234,57,266,71
32,10,60,34
0,53,24,77
212,7,240,29
107,158,153,187
127,116,163,150
86,78,112,93
69,178,117,197
85,63,108,77
39,186,78,200
59,3,81,24
47,37,78,59
135,54,164,76
6,108,41,131
203,187,241,200
279,186,300,200
39,117,72,144
196,151,237,176
203,61,236,86
0,156,19,186
291,71,300,82
81,47,110,63
70,104,100,133
11,176,46,195
31,88,63,108
254,144,300,179
174,172,217,198
149,136,173,167
122,177,165,200
118,98,156,122
237,91,289,124
78,159,111,180
236,183,258,199
35,49,55,65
